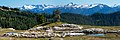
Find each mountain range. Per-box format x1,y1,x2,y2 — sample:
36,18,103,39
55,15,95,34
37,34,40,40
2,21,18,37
20,2,120,15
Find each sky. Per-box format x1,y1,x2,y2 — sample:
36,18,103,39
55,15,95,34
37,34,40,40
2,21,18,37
0,0,120,8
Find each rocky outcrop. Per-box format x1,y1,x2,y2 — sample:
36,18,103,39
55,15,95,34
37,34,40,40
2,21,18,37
53,24,83,30
82,28,105,34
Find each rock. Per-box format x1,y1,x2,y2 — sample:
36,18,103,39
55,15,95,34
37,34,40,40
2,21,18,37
116,30,120,34
28,26,45,31
54,24,83,30
3,32,18,37
82,28,104,34
8,28,15,30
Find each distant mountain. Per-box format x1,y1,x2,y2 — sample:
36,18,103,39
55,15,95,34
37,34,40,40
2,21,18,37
20,2,120,15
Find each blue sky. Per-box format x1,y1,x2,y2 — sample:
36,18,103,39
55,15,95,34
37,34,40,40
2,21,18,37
0,0,120,8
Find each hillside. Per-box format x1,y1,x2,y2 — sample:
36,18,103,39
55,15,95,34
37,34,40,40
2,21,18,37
1,5,120,30
61,12,120,26
0,6,45,30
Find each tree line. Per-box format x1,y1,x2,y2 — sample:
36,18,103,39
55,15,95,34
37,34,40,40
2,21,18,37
61,12,120,26
0,6,45,30
0,6,60,30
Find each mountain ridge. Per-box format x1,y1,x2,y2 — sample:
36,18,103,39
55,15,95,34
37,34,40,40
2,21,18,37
20,2,120,15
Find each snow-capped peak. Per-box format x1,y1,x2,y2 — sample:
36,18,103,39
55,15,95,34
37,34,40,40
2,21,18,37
42,4,55,9
20,2,120,15
67,2,74,6
97,4,106,7
83,4,108,8
64,2,81,8
80,4,90,8
89,4,100,8
20,4,55,10
22,5,36,9
20,3,111,10
112,4,120,7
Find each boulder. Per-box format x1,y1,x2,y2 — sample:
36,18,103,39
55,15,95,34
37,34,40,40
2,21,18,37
8,28,15,31
82,28,104,33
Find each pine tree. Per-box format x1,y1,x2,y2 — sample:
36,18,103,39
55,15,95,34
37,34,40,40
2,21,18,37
53,9,61,22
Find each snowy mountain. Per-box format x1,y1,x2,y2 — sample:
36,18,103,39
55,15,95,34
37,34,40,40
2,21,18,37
20,2,120,15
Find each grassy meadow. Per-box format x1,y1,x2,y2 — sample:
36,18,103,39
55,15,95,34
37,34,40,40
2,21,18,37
0,22,120,40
